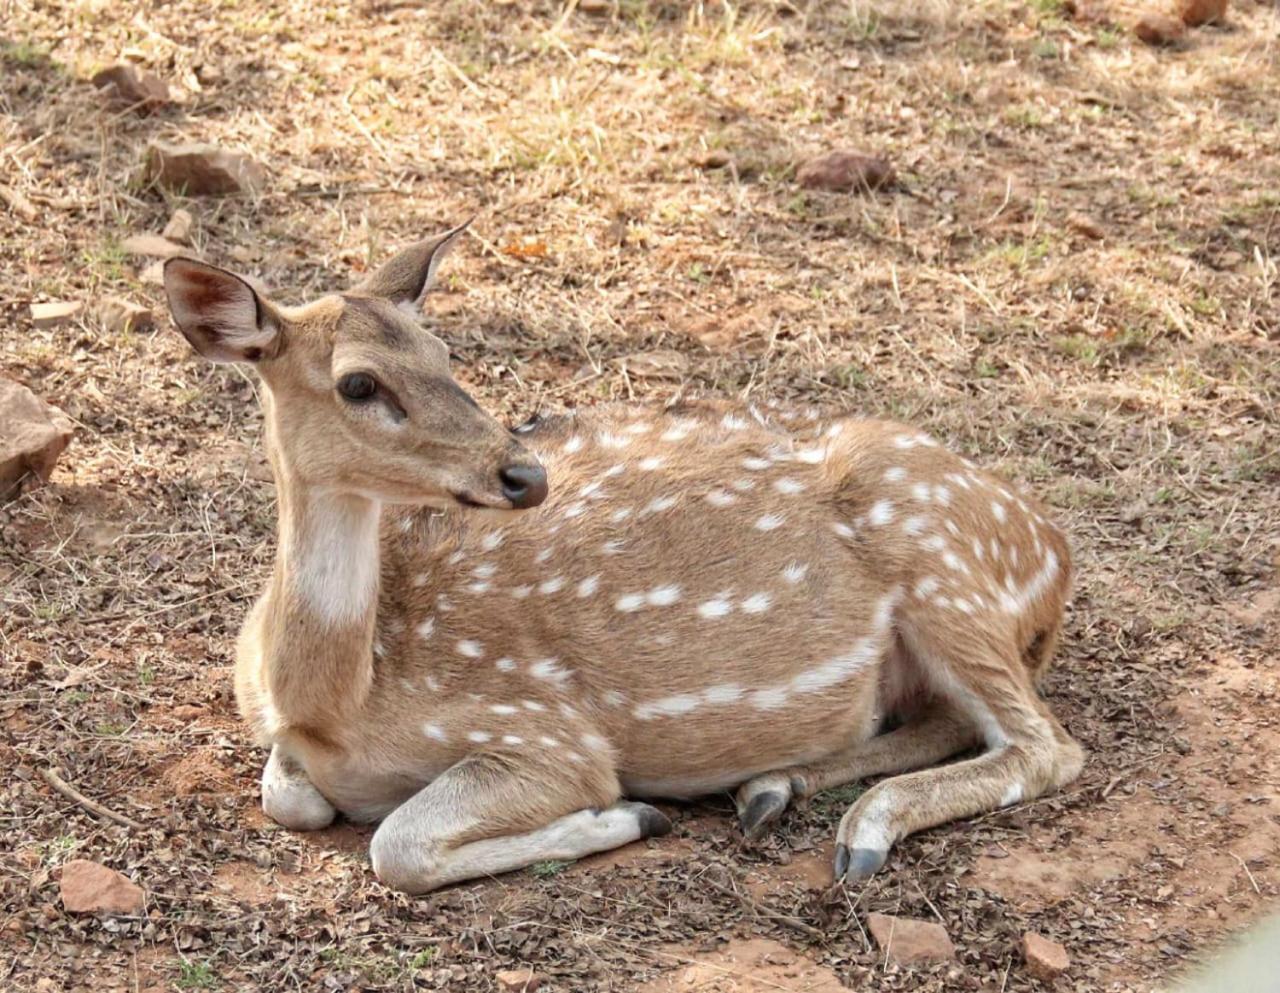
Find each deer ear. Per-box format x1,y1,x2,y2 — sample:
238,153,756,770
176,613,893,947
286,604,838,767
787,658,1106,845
164,258,280,363
354,219,471,310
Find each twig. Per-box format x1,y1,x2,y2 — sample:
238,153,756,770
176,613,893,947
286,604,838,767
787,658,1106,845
701,872,824,940
1229,852,1261,896
40,766,148,832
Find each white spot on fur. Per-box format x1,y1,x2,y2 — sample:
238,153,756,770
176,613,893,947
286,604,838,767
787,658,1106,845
992,500,1008,523
599,432,630,449
832,522,855,539
425,675,441,692
730,478,756,492
539,576,565,595
510,584,533,599
705,488,737,507
539,735,560,747
522,700,545,711
603,462,626,478
634,694,701,720
924,534,947,552
472,563,497,579
647,584,682,606
914,576,940,598
530,658,570,683
750,687,789,710
424,723,447,742
609,507,633,522
577,575,600,598
602,540,625,555
742,456,771,471
625,421,651,435
416,616,436,639
883,467,907,483
794,447,825,464
911,482,932,502
490,704,517,715
564,436,583,453
436,594,453,612
502,735,524,746
703,683,744,704
782,562,809,584
773,477,805,495
563,501,586,519
868,500,895,526
755,513,785,532
496,657,516,672
638,456,664,471
902,515,927,536
740,592,773,614
467,731,491,744
697,593,734,619
448,551,465,566
722,413,748,431
642,495,677,515
466,581,491,594
615,593,645,612
582,732,610,752
480,531,504,552
457,639,483,659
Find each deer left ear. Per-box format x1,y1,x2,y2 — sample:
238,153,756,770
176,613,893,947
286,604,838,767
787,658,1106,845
164,258,281,363
354,218,471,311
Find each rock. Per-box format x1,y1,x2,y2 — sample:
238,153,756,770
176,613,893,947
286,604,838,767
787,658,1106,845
578,0,612,13
1134,13,1187,45
1178,0,1227,25
797,149,895,193
620,349,690,381
1023,932,1070,981
138,260,166,286
866,913,956,967
495,969,542,992
59,859,144,915
90,64,171,111
1067,211,1105,240
121,233,187,259
0,378,74,500
144,141,266,197
96,296,155,335
28,301,84,328
162,208,194,244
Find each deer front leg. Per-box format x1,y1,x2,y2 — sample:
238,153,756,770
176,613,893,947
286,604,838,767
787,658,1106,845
261,745,336,831
369,754,671,894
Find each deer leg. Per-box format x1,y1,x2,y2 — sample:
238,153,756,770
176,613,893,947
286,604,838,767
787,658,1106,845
735,704,977,840
261,745,336,831
369,754,671,894
832,687,1083,883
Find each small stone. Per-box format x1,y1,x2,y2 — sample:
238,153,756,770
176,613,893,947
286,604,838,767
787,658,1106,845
96,296,155,335
866,913,956,967
162,208,194,244
797,149,895,193
578,0,612,13
621,349,690,381
144,141,266,197
1134,13,1187,45
0,378,74,500
495,968,542,992
1067,211,1105,240
1178,0,1227,25
1023,932,1070,981
121,233,187,258
90,64,171,111
28,301,83,328
59,860,144,916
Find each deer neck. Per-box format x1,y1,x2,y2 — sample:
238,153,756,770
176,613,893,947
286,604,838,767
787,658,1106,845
259,465,382,733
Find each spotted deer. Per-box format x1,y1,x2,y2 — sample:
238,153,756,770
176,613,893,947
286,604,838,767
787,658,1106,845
163,225,1084,894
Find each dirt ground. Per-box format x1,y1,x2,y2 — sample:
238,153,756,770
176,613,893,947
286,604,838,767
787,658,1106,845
2,1,1278,991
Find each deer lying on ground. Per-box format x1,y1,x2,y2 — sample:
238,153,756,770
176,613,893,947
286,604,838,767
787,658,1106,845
163,225,1084,894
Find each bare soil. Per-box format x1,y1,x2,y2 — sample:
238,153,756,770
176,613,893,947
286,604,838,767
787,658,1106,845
2,1,1277,991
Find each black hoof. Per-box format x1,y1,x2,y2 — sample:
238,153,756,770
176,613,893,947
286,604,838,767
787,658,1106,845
835,845,887,883
739,789,789,841
620,802,673,839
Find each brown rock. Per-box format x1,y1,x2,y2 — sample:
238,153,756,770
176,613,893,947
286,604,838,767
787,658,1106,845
96,296,155,335
0,378,74,500
29,301,83,328
90,64,171,111
1067,211,1105,240
121,233,187,259
1134,13,1187,45
797,149,895,193
1023,932,1070,980
1178,0,1227,25
495,968,542,992
866,913,956,967
144,141,266,197
59,860,144,915
162,208,194,244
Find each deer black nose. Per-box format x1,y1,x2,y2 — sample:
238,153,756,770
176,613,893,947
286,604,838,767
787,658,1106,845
499,463,548,509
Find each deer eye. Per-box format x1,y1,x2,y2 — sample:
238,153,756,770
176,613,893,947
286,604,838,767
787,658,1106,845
337,372,377,401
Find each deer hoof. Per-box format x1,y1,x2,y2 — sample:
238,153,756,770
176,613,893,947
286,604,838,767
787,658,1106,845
618,801,672,839
739,789,789,841
834,843,887,883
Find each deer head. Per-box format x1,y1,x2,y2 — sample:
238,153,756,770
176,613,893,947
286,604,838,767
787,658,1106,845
163,224,548,510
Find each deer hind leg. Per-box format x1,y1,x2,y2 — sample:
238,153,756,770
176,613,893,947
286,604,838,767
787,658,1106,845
369,753,671,894
735,703,978,840
261,745,336,831
832,643,1084,883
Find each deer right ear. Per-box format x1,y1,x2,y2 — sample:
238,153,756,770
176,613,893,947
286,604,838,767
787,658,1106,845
164,258,280,363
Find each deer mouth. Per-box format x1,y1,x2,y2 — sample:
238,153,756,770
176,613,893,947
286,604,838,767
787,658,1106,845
450,490,506,510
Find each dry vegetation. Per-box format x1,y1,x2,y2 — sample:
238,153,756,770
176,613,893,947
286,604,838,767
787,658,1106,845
2,0,1278,990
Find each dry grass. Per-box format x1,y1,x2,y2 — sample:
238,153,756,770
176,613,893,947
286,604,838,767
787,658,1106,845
2,1,1278,991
